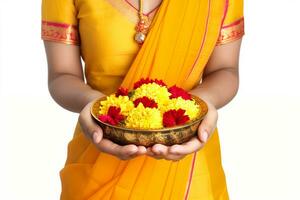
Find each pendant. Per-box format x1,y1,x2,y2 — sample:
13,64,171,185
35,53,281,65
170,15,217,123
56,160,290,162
135,32,146,44
134,15,150,44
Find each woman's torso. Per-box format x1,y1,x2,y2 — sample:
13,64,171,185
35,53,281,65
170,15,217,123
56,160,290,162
78,0,161,95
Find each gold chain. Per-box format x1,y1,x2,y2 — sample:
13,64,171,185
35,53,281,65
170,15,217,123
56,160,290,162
139,0,144,18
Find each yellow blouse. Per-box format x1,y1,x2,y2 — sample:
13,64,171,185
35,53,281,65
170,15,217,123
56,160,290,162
42,0,244,95
42,0,244,199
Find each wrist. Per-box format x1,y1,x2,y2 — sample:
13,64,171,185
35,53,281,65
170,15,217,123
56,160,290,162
80,90,105,112
86,91,104,103
189,90,215,108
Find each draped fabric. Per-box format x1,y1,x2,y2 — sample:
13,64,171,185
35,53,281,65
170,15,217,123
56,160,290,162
42,0,244,199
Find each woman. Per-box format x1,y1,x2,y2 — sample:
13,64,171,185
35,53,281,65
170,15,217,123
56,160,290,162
42,0,244,199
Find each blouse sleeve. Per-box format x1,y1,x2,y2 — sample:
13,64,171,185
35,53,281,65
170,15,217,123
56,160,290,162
216,0,245,45
41,0,80,45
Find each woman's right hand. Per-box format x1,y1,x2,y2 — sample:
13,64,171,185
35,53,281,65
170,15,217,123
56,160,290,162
79,100,147,160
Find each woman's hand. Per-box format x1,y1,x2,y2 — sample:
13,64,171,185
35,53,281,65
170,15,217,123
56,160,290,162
146,101,218,161
79,100,147,160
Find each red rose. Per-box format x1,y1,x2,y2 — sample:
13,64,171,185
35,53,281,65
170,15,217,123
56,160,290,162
163,109,190,127
115,87,129,97
133,78,167,89
168,85,192,100
98,106,124,125
133,96,158,108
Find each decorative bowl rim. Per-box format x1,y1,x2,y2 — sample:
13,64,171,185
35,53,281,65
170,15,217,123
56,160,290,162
91,94,208,133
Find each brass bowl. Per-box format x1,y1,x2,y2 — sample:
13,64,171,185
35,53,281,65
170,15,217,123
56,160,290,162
91,95,208,147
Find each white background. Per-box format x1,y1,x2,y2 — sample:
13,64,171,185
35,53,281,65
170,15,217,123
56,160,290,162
1,0,300,199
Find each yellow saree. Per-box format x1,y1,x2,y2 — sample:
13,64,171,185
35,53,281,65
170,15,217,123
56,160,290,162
42,0,244,199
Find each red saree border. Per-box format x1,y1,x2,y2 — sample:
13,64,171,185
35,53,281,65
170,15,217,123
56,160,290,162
41,21,80,45
216,18,244,45
185,0,211,80
184,152,197,200
221,0,229,27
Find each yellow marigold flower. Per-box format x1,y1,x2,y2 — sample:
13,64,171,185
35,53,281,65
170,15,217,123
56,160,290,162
131,83,171,107
162,97,200,120
99,94,134,116
125,104,163,129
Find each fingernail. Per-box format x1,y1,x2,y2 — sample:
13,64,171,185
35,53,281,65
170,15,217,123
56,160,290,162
201,131,208,143
93,132,101,143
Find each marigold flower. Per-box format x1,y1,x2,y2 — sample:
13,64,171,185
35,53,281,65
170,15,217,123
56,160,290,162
161,97,200,120
98,106,125,125
98,78,201,129
133,96,158,108
133,77,167,89
163,109,190,127
168,85,192,100
98,115,116,125
131,83,171,108
115,87,129,97
125,104,163,129
99,94,134,116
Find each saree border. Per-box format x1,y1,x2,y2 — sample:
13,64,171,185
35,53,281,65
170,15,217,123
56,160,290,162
221,0,229,27
185,0,212,80
216,18,245,45
184,152,197,200
41,21,80,45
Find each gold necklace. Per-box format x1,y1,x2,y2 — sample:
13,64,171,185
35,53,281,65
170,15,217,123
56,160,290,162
134,0,151,44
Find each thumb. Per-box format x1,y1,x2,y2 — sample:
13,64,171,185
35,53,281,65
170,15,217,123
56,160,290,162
197,109,218,143
92,128,103,144
79,103,104,143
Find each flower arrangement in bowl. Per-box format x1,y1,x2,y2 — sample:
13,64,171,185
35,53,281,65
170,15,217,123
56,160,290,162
91,78,208,147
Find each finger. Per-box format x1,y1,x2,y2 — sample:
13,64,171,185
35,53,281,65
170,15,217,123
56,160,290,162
150,144,187,161
118,144,140,160
151,144,169,156
79,103,103,142
146,146,186,161
136,146,147,156
148,150,185,161
146,147,156,157
146,147,164,159
146,147,154,156
198,108,218,143
169,137,202,155
92,129,103,144
97,139,139,160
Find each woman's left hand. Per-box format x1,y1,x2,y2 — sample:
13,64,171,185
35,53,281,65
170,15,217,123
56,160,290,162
146,101,218,161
